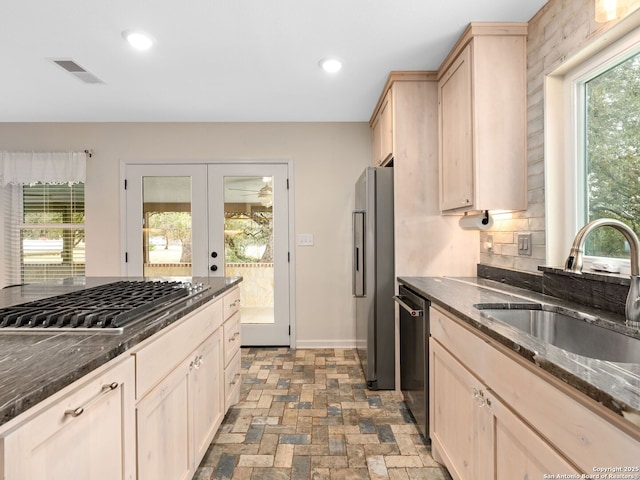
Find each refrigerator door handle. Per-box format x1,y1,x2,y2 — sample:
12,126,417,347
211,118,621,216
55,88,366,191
353,211,365,297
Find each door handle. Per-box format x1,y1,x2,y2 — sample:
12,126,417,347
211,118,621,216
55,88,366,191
352,210,365,297
210,265,218,272
393,295,423,317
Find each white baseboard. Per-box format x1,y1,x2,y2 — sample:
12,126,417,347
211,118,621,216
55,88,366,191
294,339,357,349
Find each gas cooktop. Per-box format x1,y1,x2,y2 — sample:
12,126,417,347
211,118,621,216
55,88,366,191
0,280,209,334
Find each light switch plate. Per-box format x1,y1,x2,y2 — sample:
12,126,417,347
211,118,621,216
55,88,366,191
298,234,314,246
517,233,532,256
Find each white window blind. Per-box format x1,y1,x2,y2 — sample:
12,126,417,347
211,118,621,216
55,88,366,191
1,151,87,286
4,183,85,285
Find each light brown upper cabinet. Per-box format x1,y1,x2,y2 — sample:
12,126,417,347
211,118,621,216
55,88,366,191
370,88,394,166
438,23,528,213
369,72,437,168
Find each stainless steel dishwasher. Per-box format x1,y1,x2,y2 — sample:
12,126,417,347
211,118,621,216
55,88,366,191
395,284,429,440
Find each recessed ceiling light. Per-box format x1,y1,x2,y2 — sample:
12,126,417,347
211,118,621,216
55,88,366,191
122,30,154,51
319,58,343,74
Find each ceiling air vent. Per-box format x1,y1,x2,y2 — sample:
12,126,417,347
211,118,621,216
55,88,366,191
52,59,104,84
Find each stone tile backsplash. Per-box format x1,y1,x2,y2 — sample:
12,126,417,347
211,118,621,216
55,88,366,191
478,264,629,317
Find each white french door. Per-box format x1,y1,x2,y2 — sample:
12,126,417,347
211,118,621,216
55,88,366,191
208,164,290,346
124,162,291,346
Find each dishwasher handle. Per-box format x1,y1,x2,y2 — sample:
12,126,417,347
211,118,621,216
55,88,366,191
393,295,423,317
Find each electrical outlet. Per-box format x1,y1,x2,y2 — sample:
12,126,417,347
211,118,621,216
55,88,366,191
517,233,532,256
481,234,493,253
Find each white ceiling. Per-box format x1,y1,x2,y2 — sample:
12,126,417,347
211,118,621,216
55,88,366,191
0,0,547,122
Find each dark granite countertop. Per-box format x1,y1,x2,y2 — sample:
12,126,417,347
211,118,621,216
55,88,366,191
398,276,640,428
0,276,242,427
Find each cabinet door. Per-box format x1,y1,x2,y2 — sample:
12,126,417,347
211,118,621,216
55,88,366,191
137,362,192,480
429,339,487,480
371,90,393,166
191,329,225,465
371,110,382,166
2,358,135,480
378,91,393,165
487,392,581,479
439,44,473,211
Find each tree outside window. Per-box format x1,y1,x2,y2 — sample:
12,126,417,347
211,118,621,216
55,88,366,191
585,51,640,258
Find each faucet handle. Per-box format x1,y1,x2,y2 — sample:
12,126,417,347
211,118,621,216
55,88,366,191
565,256,575,271
564,247,583,273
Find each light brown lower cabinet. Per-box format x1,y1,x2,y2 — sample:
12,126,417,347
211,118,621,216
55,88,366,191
223,323,241,411
430,305,640,479
134,293,230,480
0,356,136,480
136,328,224,480
430,340,579,479
191,329,225,463
137,357,191,480
222,286,242,410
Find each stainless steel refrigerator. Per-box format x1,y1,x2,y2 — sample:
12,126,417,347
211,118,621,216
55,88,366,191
353,166,395,390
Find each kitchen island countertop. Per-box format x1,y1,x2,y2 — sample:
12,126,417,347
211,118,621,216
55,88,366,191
0,276,242,427
399,276,640,427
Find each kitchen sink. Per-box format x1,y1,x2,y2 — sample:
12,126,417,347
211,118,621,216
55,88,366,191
474,304,640,364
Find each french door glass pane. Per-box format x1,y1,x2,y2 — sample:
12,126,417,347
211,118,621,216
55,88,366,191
142,176,192,277
224,176,274,324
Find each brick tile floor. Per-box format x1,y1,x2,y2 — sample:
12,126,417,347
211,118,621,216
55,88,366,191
195,347,452,480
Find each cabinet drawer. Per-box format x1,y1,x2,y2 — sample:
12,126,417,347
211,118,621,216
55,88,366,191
223,311,241,367
134,299,223,400
430,306,488,376
223,287,240,320
225,349,241,410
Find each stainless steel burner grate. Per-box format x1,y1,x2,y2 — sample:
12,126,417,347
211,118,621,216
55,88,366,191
0,280,206,332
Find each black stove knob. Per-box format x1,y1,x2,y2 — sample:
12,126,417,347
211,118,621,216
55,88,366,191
210,265,218,272
211,252,218,258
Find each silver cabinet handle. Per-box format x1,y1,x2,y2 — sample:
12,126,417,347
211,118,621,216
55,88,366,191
393,295,423,317
193,354,204,369
65,407,84,418
228,331,240,342
64,382,119,418
230,373,240,386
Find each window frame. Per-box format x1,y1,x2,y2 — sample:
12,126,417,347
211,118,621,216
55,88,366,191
557,27,640,275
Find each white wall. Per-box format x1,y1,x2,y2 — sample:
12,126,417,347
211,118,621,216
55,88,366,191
0,122,370,346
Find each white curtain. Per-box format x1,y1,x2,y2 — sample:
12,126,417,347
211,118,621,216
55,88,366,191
0,151,87,185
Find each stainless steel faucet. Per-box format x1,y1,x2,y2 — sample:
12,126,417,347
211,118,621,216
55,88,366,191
564,218,640,328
